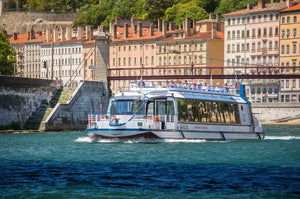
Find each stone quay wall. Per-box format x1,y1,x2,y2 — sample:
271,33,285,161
0,11,77,34
252,103,300,125
0,76,58,128
40,81,109,131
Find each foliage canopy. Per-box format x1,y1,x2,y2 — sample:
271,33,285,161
0,31,16,75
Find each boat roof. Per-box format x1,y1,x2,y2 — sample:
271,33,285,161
114,87,247,104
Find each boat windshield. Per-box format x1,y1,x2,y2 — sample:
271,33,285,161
110,99,145,115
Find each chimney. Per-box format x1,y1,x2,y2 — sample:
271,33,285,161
258,0,265,9
66,26,72,40
28,29,35,40
53,27,59,42
61,27,66,41
137,22,142,38
287,0,293,7
193,19,196,34
77,26,84,40
247,3,253,10
149,23,154,37
98,25,106,32
86,25,92,41
211,26,217,39
113,24,117,39
110,20,114,34
13,32,18,40
46,28,52,43
115,17,121,26
184,17,191,37
162,20,167,37
209,13,214,20
169,22,175,31
158,18,162,32
124,23,128,39
131,17,135,32
216,12,220,23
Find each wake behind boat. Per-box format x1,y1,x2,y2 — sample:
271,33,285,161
85,82,264,141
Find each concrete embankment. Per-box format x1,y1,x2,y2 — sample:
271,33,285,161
252,103,300,125
40,81,108,131
0,76,109,131
0,76,58,129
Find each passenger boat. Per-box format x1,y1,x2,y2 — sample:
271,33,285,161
85,82,264,141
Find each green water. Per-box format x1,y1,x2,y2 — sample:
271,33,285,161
0,125,299,198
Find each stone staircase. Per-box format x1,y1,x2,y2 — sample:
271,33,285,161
24,88,75,130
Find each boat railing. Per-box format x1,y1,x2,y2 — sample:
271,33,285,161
129,81,238,95
252,113,262,127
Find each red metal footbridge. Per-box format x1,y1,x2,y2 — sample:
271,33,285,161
107,66,300,80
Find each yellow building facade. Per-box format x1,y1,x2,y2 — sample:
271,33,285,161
279,2,300,102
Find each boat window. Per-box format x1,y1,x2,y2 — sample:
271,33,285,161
156,100,166,115
110,100,145,115
177,99,241,124
167,101,175,115
146,101,154,116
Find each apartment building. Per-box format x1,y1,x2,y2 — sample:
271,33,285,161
40,26,88,87
279,2,300,102
109,17,162,94
9,30,45,78
156,16,224,86
223,0,299,103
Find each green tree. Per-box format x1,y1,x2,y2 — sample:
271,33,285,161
215,0,257,16
165,1,208,27
144,0,174,23
0,31,16,75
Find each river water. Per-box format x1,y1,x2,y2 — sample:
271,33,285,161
0,125,299,198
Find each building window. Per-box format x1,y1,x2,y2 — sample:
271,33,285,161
281,80,284,88
268,55,272,66
145,56,148,65
286,80,289,89
282,17,285,24
275,27,279,36
174,56,176,65
264,14,267,21
159,57,162,65
281,45,285,55
293,28,297,38
286,44,290,55
123,57,126,66
227,31,231,40
258,15,261,22
151,56,154,65
293,42,297,54
286,29,290,38
227,45,230,53
128,57,131,66
287,16,290,23
270,14,273,21
258,28,261,37
263,28,267,37
294,16,297,23
269,41,272,50
281,29,285,38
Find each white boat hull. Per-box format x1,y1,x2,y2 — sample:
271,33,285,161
86,128,264,141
